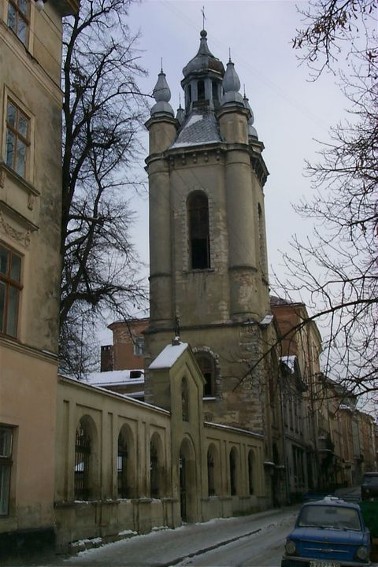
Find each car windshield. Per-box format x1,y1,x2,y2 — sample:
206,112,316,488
298,505,362,531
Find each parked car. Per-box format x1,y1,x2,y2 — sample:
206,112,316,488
281,496,371,567
361,472,378,501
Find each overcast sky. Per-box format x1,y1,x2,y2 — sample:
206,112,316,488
102,0,349,340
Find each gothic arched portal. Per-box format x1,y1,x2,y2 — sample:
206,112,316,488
179,437,198,523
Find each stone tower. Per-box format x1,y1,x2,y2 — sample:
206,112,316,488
145,30,273,434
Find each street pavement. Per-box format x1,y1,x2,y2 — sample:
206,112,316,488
1,506,299,567
2,487,363,567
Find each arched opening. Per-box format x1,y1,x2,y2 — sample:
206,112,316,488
248,449,255,495
195,351,216,397
179,437,197,522
197,80,205,101
150,432,164,498
207,443,219,496
74,416,97,500
117,424,135,498
187,191,210,270
229,447,238,496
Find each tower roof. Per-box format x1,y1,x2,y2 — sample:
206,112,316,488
182,30,224,79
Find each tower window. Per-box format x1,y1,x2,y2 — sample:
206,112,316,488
198,80,205,101
212,81,219,104
187,192,210,270
195,352,215,397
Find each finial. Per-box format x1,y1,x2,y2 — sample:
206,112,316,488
228,47,232,63
160,57,163,73
174,315,181,339
201,5,206,30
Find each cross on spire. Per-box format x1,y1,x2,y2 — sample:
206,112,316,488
201,5,206,30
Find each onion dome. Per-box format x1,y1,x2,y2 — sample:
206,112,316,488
150,69,174,117
176,103,185,126
243,94,258,139
221,58,244,107
182,29,224,77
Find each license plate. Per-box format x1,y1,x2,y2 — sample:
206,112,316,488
309,562,340,567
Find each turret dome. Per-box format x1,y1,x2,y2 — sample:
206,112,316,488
181,30,225,114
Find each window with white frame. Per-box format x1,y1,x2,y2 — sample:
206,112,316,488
0,426,14,516
0,244,22,337
7,0,30,46
5,99,30,179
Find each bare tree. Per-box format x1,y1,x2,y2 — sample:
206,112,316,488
275,0,377,405
60,0,149,376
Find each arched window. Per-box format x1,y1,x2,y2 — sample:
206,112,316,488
150,433,163,498
195,352,215,397
181,377,189,421
248,450,254,495
207,446,215,496
117,429,129,498
229,447,238,496
74,419,92,500
187,192,210,270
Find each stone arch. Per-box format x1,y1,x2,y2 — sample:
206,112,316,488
179,435,198,522
74,414,98,500
247,449,255,495
117,423,136,498
207,442,220,496
193,347,219,398
150,431,164,498
229,446,239,496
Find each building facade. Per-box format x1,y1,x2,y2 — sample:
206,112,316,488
0,0,78,550
55,342,267,549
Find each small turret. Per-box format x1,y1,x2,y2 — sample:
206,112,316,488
151,68,174,117
221,57,244,107
243,93,259,140
146,67,177,154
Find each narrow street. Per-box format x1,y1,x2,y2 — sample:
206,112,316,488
54,507,297,567
59,507,298,567
2,506,298,567
174,515,294,567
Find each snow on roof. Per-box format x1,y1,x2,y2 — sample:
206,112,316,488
280,355,297,374
149,341,188,370
84,369,144,387
171,112,221,149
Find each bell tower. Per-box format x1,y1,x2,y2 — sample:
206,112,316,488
145,30,272,433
